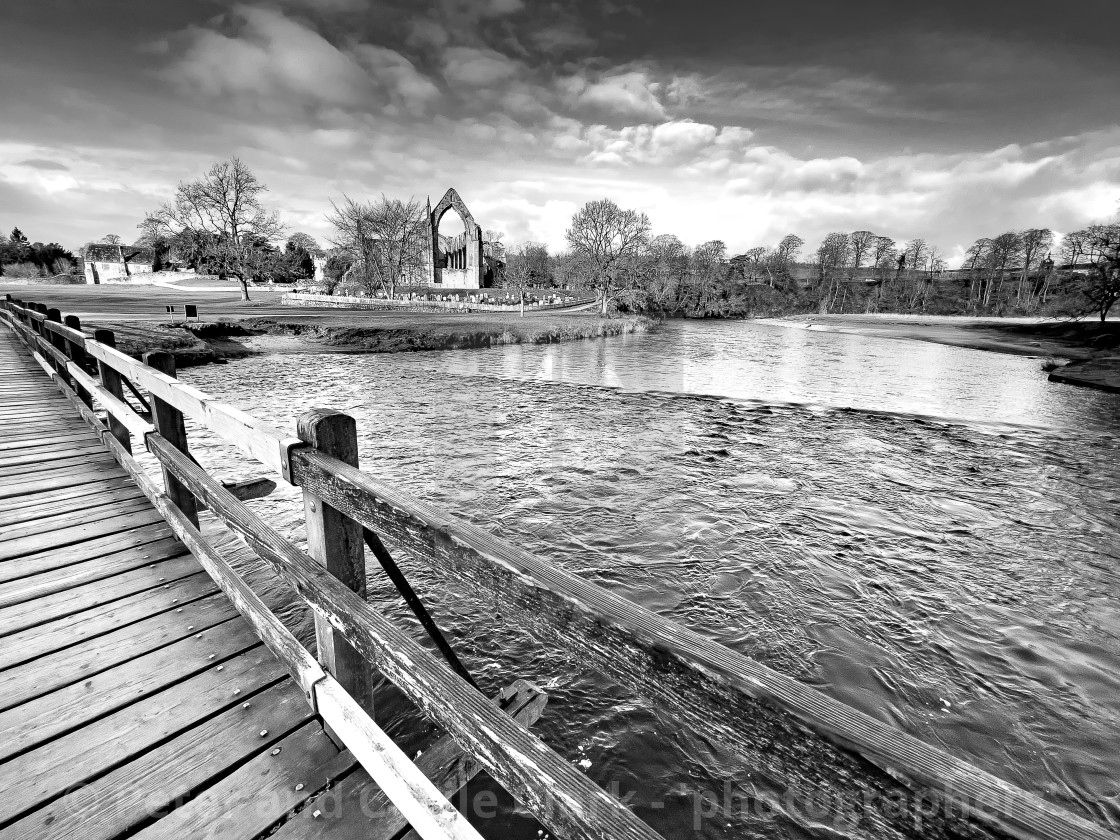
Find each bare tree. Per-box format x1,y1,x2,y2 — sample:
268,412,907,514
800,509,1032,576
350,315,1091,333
141,158,284,300
326,195,427,299
101,234,122,245
504,242,550,315
646,234,689,312
814,232,851,313
985,232,1022,307
687,240,729,315
848,230,876,280
865,236,897,311
1080,223,1120,321
565,199,651,315
1016,228,1053,306
776,234,804,265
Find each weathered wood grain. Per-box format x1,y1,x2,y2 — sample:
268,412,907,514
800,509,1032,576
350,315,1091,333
0,523,177,584
0,618,259,761
0,496,153,544
0,593,239,710
0,482,145,528
0,570,214,670
129,721,351,840
298,409,373,719
0,507,166,561
146,433,669,840
0,680,313,840
0,646,287,827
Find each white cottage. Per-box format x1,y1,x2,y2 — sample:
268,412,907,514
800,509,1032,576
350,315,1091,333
82,243,156,284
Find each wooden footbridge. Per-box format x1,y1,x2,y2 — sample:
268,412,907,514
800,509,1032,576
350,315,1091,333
0,295,1114,840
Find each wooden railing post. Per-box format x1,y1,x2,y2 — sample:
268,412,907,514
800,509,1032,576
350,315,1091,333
45,308,68,379
94,329,133,453
62,314,93,409
297,408,374,724
143,351,200,528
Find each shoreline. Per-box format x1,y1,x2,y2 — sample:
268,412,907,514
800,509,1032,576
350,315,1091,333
0,283,656,366
80,313,658,367
765,314,1120,394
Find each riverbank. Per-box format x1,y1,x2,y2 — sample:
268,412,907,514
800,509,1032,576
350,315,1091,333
1,282,655,366
73,313,655,367
769,314,1120,394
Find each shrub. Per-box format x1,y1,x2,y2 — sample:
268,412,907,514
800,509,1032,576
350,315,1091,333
2,262,43,279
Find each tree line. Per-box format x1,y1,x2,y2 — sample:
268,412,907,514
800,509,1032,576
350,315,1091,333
5,156,1116,319
0,228,76,279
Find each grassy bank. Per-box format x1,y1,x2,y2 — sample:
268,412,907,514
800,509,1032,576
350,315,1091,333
1,283,657,365
241,313,656,353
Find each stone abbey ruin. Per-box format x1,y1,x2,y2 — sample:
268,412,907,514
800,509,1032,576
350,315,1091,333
422,187,486,289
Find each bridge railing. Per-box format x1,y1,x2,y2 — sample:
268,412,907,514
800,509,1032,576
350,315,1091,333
1,294,1115,840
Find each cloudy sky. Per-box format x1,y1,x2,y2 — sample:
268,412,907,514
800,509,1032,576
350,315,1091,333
2,0,1118,261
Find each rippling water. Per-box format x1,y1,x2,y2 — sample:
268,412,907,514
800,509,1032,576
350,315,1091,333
179,320,1120,838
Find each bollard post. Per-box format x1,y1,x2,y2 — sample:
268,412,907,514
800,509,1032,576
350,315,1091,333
297,408,375,730
143,351,200,528
94,329,133,453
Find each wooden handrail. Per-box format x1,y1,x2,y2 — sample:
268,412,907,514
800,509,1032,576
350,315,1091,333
144,432,668,840
83,338,303,482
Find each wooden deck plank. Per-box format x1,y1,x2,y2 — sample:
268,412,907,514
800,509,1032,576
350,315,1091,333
0,646,287,827
0,523,177,584
0,464,125,499
0,538,186,603
0,570,214,670
0,482,145,528
0,496,154,545
0,442,109,468
0,452,117,479
0,477,134,517
0,591,239,710
0,680,314,840
0,432,102,452
0,619,261,762
0,550,207,634
0,508,167,561
0,426,92,443
131,721,351,840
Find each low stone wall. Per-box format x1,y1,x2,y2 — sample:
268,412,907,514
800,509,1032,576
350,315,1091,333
0,273,84,286
282,292,594,313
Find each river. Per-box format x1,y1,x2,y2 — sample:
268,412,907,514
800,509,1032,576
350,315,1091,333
180,319,1120,839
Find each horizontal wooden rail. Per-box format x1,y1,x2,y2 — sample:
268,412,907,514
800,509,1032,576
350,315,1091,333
64,361,155,439
143,433,667,840
41,318,87,347
83,340,303,482
287,448,1117,840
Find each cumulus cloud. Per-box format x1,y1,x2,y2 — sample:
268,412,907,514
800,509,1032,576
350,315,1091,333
558,70,667,122
167,5,440,116
442,46,521,87
569,120,752,166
